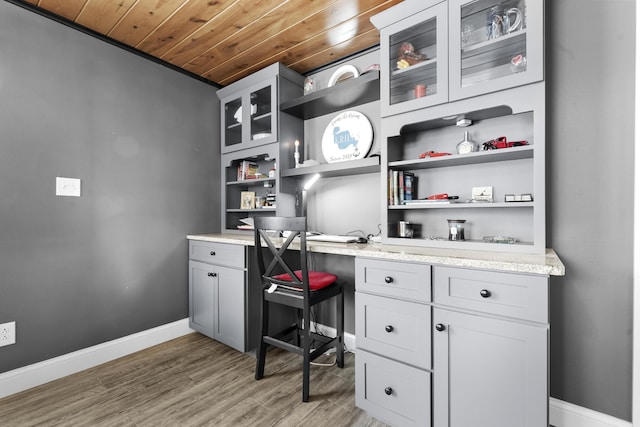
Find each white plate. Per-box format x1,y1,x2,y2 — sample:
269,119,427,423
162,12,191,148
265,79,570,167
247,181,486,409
321,111,373,163
327,65,359,87
233,104,257,123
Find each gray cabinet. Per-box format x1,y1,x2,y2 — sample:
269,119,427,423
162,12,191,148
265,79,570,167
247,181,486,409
217,62,304,154
218,63,304,232
449,0,544,101
432,266,549,427
355,257,432,426
355,258,551,427
372,0,547,254
372,0,544,116
188,240,248,352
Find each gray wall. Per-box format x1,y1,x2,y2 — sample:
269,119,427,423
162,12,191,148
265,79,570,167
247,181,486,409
0,0,635,422
0,2,220,373
547,0,634,421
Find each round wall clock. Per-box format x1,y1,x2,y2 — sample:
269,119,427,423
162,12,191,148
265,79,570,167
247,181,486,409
321,111,373,163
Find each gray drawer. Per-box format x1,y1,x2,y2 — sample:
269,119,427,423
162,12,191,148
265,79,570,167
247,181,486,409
433,266,548,323
356,349,430,427
356,257,431,303
356,292,430,369
188,240,246,269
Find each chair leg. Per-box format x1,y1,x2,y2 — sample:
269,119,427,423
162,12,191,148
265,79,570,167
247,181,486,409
336,290,345,369
302,311,311,402
255,297,269,380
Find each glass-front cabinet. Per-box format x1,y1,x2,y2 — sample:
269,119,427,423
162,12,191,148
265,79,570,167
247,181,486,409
449,0,543,100
220,77,277,153
372,0,543,116
377,1,448,116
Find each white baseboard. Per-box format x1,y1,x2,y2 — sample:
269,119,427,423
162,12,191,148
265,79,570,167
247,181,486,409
550,398,632,427
310,323,356,353
0,318,193,399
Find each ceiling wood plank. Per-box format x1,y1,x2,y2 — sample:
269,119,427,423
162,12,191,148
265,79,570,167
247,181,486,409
107,0,190,48
135,0,238,57
160,0,302,67
36,0,88,21
183,0,380,78
75,0,138,35
200,0,400,84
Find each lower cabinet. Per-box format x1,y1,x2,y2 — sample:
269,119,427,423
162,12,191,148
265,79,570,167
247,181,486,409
355,258,550,427
355,257,432,427
432,308,548,427
432,266,549,427
188,240,248,352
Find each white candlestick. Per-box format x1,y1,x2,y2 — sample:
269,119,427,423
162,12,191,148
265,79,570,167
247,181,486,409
294,140,300,168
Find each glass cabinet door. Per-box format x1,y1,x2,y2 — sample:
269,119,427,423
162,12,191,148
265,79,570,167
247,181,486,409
379,2,448,117
249,83,277,146
221,77,278,153
222,95,243,152
449,0,543,100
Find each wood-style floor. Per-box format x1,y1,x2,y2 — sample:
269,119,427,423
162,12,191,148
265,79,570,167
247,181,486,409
0,333,388,426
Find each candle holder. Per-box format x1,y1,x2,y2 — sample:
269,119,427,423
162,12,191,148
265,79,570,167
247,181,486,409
294,140,300,168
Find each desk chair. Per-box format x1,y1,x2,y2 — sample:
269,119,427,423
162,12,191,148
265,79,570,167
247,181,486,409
253,216,344,402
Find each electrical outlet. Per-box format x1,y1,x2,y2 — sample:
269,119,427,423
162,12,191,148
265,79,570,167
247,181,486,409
0,321,16,347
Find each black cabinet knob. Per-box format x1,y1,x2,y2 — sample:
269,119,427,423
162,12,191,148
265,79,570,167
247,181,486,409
210,251,216,256
435,323,445,332
480,289,491,298
384,386,393,396
207,272,217,277
384,276,393,284
385,325,394,333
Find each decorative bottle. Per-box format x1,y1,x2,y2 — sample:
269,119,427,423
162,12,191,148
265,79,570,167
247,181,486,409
456,131,477,154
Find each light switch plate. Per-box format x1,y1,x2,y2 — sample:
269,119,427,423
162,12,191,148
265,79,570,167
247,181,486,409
56,177,81,197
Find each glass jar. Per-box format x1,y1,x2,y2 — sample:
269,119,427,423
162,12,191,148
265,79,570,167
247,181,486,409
447,219,466,241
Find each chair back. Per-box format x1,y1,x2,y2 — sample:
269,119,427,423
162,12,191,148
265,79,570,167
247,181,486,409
253,216,310,294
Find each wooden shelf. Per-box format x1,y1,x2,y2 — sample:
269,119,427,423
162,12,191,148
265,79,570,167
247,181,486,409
281,156,380,178
280,71,380,119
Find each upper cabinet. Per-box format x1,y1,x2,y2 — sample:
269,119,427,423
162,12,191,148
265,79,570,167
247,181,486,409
449,0,543,100
217,63,304,154
217,63,304,232
375,1,449,117
372,0,543,116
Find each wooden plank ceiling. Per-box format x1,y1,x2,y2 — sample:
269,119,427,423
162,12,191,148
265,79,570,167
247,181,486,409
19,0,403,86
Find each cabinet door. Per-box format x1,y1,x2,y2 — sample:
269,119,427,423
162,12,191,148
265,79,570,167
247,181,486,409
189,260,216,338
433,308,548,427
449,0,544,100
379,2,448,116
220,76,278,154
214,265,246,352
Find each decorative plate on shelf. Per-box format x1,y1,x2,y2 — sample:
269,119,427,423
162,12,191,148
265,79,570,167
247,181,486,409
321,111,373,163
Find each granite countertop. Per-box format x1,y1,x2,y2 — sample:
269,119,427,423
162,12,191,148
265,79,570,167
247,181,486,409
187,233,565,277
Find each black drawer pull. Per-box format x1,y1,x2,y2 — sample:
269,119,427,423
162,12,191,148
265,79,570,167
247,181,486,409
207,272,217,277
384,276,393,284
210,251,216,256
480,289,491,298
384,386,393,396
385,325,394,333
435,323,445,332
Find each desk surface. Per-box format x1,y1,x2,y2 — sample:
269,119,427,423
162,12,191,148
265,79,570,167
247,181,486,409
187,233,565,276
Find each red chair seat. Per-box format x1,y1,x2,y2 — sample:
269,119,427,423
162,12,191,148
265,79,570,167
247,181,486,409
273,270,338,291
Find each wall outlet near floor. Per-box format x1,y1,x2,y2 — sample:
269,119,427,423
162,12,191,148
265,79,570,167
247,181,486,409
0,321,16,347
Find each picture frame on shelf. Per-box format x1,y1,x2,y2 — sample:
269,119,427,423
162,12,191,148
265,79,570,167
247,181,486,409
240,191,256,210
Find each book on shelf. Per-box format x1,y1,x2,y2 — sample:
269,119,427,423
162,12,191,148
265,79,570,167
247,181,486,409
388,169,417,205
237,160,259,181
